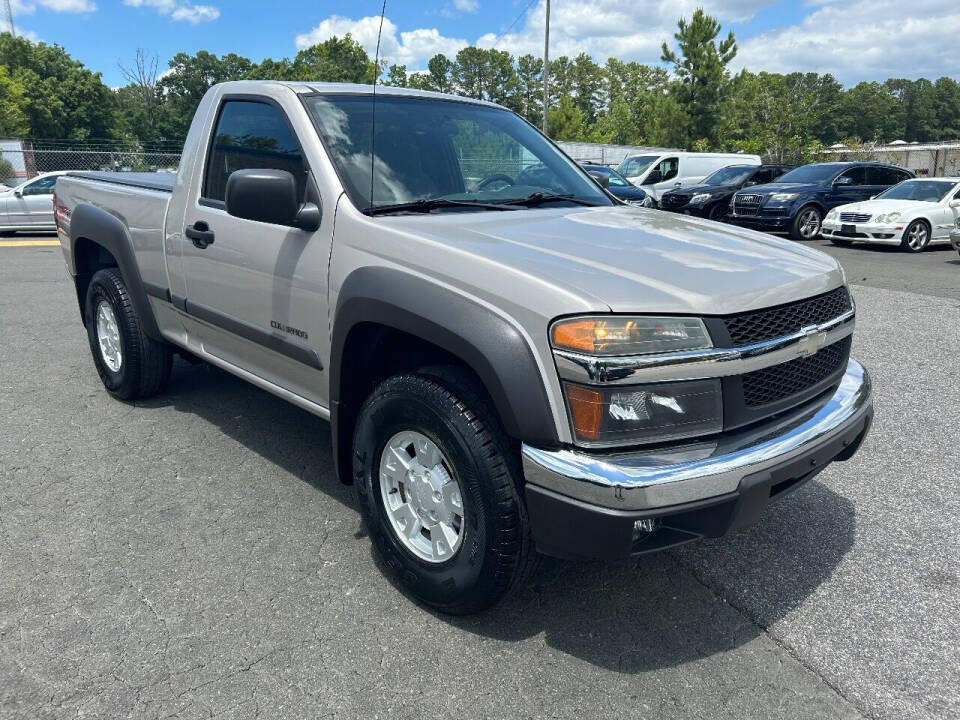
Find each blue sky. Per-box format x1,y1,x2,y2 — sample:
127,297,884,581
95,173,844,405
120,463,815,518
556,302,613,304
4,0,958,87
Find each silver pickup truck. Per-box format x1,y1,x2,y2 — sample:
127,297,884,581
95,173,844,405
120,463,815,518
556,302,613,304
55,81,873,614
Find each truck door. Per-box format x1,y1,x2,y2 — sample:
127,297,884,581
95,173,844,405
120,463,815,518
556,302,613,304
642,156,679,201
179,97,333,409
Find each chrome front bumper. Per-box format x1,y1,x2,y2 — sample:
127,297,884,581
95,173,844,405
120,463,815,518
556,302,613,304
522,358,872,511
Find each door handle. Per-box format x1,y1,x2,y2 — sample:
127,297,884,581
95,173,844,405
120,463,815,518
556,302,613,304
185,221,215,249
673,182,682,187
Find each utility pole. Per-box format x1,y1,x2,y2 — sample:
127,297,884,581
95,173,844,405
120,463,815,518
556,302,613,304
541,0,550,136
3,0,15,37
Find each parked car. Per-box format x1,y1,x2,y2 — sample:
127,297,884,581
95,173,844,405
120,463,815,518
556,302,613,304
616,152,761,203
822,177,960,252
581,163,652,206
660,164,795,220
727,162,914,240
0,171,68,234
54,81,873,614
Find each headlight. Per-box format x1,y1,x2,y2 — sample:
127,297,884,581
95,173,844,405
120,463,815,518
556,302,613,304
876,212,900,223
551,316,712,356
627,197,652,208
690,193,713,204
770,193,798,202
826,208,839,220
564,379,723,445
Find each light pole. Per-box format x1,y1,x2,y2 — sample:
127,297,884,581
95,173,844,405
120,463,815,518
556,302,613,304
4,0,15,37
541,0,550,136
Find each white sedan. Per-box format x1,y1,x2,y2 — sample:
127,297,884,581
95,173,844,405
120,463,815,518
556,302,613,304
821,177,960,252
0,171,69,235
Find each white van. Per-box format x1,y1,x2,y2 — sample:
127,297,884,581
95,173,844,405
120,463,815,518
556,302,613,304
617,152,762,202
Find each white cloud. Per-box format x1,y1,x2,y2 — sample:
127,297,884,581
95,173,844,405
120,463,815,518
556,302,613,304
295,15,469,68
735,0,960,83
7,0,95,16
123,0,219,23
170,4,218,23
295,1,960,84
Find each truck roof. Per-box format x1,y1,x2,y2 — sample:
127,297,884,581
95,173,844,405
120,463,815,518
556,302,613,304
219,80,504,109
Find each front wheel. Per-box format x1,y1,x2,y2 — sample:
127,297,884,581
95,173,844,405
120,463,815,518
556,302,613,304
84,267,172,401
352,368,534,614
790,206,822,240
900,220,930,252
706,203,726,222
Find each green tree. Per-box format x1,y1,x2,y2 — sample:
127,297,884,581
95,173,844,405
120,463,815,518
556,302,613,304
836,81,901,142
515,54,543,125
660,9,737,147
0,33,115,139
570,52,603,122
291,34,379,83
427,54,455,93
384,64,408,87
547,95,584,140
0,64,29,136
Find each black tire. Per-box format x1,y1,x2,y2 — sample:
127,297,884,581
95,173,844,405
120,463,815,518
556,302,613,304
830,236,853,246
900,219,931,253
789,205,822,240
84,267,172,401
706,203,726,222
352,367,535,614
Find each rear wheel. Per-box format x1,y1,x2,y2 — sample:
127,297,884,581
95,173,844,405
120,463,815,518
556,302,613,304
790,206,822,240
352,367,534,614
84,267,172,401
900,220,930,252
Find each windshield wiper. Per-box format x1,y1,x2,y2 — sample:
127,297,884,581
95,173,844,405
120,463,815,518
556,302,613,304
498,192,601,208
363,198,520,216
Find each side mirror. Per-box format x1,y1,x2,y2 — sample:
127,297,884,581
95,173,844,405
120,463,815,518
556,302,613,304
949,198,960,208
225,169,319,231
13,189,22,197
743,180,757,187
834,176,853,186
643,170,662,185
588,171,610,189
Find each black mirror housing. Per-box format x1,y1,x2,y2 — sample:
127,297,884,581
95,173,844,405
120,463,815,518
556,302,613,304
589,171,610,189
226,169,300,226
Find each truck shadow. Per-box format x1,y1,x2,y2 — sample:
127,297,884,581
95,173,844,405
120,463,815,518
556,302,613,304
144,359,855,674
445,480,855,672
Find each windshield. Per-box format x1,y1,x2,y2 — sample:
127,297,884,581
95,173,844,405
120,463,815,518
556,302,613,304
703,166,755,186
305,94,611,212
774,164,843,184
876,180,957,202
616,155,660,178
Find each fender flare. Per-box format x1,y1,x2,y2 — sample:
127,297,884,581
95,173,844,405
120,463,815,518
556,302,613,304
69,203,163,341
330,266,561,481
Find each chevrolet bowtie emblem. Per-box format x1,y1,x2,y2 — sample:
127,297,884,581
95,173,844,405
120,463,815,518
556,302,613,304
796,325,827,358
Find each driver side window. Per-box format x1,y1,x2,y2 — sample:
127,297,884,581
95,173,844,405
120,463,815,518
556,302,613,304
659,157,679,182
23,177,56,195
836,167,867,186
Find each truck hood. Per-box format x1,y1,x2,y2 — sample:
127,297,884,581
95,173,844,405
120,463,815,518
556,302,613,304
380,206,844,315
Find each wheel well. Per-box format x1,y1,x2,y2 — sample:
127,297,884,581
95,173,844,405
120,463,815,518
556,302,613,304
795,202,824,218
334,322,505,484
73,237,118,323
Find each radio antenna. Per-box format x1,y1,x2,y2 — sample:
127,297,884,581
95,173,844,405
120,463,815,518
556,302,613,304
369,0,387,209
3,0,15,37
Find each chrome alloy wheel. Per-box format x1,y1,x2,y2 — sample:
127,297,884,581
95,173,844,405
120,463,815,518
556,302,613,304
798,208,822,239
95,300,123,372
906,223,929,250
379,430,465,564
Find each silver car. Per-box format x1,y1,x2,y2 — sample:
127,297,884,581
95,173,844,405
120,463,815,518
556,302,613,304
0,172,66,234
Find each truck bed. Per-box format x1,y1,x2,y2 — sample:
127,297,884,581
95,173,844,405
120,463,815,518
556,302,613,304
68,171,175,193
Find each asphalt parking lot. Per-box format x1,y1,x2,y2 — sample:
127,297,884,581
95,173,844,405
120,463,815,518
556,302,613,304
2,233,958,719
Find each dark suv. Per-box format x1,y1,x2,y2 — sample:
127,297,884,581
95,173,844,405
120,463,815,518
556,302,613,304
660,164,794,220
727,162,914,240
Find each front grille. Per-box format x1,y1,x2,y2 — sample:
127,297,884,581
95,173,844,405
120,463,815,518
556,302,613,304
742,337,851,406
722,287,852,346
661,194,689,210
733,194,762,216
839,212,871,223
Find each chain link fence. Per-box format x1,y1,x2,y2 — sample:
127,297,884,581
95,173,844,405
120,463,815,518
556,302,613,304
1,141,182,187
